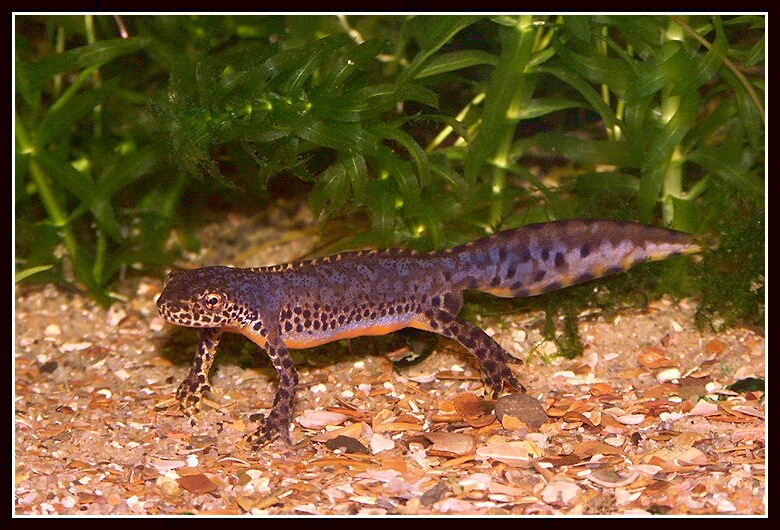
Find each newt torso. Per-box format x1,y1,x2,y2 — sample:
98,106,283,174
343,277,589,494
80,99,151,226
156,219,700,447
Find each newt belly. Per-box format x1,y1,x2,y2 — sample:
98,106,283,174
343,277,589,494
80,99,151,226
156,219,700,448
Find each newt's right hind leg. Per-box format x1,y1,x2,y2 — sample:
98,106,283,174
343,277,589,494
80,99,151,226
413,307,525,397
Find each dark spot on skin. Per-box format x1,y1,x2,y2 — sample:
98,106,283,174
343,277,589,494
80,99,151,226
519,249,531,263
546,281,562,292
540,248,550,261
554,252,565,268
438,312,454,323
604,264,624,276
284,322,292,332
506,263,517,278
575,272,595,284
580,242,592,259
253,321,263,331
533,270,546,282
443,293,460,313
490,276,501,287
431,295,441,307
510,280,524,291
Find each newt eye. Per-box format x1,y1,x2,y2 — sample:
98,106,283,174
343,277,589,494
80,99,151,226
200,293,224,310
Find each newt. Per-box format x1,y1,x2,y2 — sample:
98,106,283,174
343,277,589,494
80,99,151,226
156,219,700,448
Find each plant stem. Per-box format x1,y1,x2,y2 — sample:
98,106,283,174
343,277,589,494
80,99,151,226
16,118,111,306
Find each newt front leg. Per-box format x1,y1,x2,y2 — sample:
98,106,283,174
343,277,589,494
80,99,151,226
177,327,222,422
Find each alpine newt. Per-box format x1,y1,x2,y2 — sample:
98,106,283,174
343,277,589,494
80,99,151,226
156,219,699,448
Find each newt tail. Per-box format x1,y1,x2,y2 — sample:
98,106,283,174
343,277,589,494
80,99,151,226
157,219,699,448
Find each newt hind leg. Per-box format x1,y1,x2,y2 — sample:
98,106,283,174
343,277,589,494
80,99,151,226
413,307,525,397
242,328,298,448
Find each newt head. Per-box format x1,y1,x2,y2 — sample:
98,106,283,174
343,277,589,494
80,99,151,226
157,266,258,329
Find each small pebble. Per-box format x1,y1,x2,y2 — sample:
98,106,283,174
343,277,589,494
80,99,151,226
494,394,548,429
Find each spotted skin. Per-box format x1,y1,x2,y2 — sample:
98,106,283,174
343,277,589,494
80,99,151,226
156,219,700,448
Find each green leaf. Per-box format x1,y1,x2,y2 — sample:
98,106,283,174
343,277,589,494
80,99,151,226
575,171,640,195
465,22,536,181
724,69,764,149
23,37,149,88
34,151,124,242
642,92,700,175
15,264,54,283
742,34,765,67
562,15,593,43
371,124,430,187
667,195,700,232
624,41,691,101
36,87,110,147
323,38,391,89
515,97,588,120
397,83,440,109
367,178,396,244
688,146,763,199
402,15,482,83
535,65,619,130
343,152,368,205
261,33,352,85
638,92,700,219
603,15,665,57
554,41,634,96
372,146,421,211
282,34,355,93
521,133,638,167
97,147,159,199
309,160,350,217
293,115,374,151
415,50,498,79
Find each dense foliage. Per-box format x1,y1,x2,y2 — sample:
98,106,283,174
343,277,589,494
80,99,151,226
15,15,764,333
